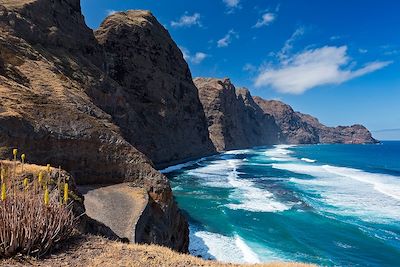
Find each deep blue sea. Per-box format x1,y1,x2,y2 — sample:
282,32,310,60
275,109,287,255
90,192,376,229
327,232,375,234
163,141,400,266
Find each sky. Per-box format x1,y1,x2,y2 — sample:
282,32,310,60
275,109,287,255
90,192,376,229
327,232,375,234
81,0,400,140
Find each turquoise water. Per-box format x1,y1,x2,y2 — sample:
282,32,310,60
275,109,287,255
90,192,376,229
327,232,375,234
163,141,400,266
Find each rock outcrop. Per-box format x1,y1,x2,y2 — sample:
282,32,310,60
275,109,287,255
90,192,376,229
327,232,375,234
254,98,378,144
0,0,188,252
94,11,215,168
194,78,279,151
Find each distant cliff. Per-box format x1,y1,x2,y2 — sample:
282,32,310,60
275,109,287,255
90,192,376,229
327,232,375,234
194,78,279,151
253,98,378,144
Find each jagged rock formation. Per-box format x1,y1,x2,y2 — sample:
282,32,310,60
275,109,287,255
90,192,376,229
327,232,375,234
254,98,378,144
0,0,188,251
194,78,279,151
94,11,215,168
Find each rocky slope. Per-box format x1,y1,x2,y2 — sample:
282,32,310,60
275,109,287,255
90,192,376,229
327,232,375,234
0,0,188,251
94,11,215,167
194,78,279,151
253,98,377,144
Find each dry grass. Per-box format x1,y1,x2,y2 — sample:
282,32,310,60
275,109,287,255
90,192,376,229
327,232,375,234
0,235,316,267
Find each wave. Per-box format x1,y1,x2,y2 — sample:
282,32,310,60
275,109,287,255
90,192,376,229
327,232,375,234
301,158,316,163
189,226,260,263
225,160,290,212
274,163,400,222
186,158,290,212
264,145,296,162
159,157,206,173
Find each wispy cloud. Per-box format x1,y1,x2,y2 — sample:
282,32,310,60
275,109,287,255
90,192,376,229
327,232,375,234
222,0,241,13
243,63,257,72
171,12,202,28
106,9,118,16
277,26,305,62
217,30,239,48
180,47,208,64
254,46,392,94
358,48,368,54
254,12,276,28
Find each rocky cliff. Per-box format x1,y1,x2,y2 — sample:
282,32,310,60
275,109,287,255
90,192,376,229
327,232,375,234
194,78,279,151
94,11,215,168
254,98,378,144
0,0,188,251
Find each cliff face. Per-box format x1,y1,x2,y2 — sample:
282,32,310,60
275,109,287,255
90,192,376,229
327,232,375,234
194,78,279,151
0,0,188,251
253,98,319,144
254,98,378,144
94,11,215,168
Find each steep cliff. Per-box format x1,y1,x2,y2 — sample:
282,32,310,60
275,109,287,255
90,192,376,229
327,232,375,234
0,0,188,251
94,11,215,167
254,98,378,144
194,78,279,151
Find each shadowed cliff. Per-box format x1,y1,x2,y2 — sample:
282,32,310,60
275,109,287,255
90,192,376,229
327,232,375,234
0,0,190,251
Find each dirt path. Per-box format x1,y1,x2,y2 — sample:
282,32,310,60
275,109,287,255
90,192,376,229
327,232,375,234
78,183,148,242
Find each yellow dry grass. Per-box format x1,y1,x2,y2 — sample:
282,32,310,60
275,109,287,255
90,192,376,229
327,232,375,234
0,160,48,177
0,235,316,267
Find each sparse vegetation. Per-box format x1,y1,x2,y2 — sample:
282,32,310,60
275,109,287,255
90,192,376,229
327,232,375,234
0,149,75,258
0,235,316,267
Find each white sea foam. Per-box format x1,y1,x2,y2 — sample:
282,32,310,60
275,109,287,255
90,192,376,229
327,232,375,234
226,168,290,212
189,226,261,263
225,159,290,212
159,157,206,173
234,235,261,263
301,158,316,163
264,145,296,162
274,163,400,222
186,158,290,212
224,149,252,155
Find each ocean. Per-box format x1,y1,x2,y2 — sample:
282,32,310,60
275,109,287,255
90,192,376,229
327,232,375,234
162,141,400,266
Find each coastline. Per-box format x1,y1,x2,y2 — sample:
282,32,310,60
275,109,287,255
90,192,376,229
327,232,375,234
165,142,400,266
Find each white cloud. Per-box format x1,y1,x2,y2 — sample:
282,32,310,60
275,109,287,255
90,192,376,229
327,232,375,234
192,52,208,64
222,0,241,13
243,63,257,72
217,30,239,48
254,12,276,28
171,13,202,28
223,0,240,8
330,35,342,41
358,48,368,54
179,47,208,64
254,46,392,94
278,27,305,62
106,9,118,16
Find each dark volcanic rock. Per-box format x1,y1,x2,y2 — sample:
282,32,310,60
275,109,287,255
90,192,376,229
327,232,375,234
194,78,279,151
254,98,378,144
253,98,319,144
297,113,378,144
0,0,188,252
94,11,215,168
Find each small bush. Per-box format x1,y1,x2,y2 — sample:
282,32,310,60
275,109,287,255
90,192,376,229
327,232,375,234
0,151,76,258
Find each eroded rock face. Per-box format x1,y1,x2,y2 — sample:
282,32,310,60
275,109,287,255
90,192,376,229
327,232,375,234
253,98,319,144
0,0,188,252
254,98,378,144
94,11,215,168
194,78,279,151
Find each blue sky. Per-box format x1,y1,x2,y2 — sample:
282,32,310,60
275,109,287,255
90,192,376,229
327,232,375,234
81,0,400,140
